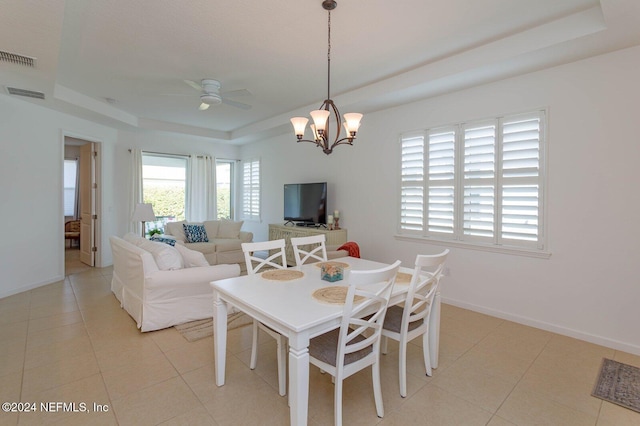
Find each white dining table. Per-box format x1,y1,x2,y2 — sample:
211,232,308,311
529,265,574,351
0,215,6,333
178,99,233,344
210,256,442,426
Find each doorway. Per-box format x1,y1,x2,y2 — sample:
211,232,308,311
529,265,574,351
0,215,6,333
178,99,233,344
63,136,102,274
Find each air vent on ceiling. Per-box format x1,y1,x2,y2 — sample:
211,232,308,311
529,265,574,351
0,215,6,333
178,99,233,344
0,50,36,67
6,86,45,100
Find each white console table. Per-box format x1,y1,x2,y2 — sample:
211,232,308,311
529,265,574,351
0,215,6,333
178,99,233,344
268,223,347,266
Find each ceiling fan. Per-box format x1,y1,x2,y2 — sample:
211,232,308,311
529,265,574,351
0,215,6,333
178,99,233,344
183,79,252,111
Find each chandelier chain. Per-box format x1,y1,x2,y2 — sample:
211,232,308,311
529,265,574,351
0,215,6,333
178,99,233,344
327,10,331,101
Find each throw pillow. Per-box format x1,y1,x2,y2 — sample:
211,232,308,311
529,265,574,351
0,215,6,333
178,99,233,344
183,224,209,243
165,221,187,242
150,235,177,246
138,240,184,271
217,219,243,239
174,243,210,268
203,220,220,240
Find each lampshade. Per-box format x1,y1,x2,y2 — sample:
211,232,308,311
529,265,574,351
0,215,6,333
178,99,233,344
131,203,156,222
343,113,363,134
290,117,309,138
310,109,330,133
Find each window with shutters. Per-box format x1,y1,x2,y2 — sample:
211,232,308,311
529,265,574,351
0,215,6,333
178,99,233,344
242,159,260,221
398,110,546,253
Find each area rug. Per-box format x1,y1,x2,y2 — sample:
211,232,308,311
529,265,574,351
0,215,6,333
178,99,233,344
174,312,252,342
592,358,640,413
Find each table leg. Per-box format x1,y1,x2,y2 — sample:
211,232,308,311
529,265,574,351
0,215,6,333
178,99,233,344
213,292,228,386
429,290,441,369
288,335,310,426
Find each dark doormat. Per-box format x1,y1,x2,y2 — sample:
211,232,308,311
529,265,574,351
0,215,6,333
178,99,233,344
592,358,640,413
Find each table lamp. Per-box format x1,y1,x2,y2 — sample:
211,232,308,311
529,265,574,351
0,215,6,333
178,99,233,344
131,203,156,237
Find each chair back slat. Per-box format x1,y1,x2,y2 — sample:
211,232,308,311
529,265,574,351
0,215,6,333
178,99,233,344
291,234,328,266
337,261,401,362
402,250,449,332
242,239,287,275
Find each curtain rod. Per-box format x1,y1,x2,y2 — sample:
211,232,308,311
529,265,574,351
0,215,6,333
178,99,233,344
128,149,239,162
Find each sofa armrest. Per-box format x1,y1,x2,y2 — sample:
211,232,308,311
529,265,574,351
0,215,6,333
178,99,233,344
145,263,241,300
239,231,253,243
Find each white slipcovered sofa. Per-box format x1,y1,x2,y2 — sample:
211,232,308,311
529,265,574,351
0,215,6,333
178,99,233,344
164,219,252,268
110,233,241,332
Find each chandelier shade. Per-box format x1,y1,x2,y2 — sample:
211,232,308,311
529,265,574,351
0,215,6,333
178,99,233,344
290,0,363,155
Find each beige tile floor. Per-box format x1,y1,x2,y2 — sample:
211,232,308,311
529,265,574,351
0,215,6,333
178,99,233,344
0,249,639,425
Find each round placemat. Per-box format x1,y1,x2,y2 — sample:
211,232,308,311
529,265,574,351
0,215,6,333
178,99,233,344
396,272,412,284
261,269,304,281
312,286,364,305
314,261,350,269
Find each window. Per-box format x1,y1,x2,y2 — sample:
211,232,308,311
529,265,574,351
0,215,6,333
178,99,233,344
142,153,188,231
241,159,260,221
216,160,234,219
399,110,546,252
63,159,78,217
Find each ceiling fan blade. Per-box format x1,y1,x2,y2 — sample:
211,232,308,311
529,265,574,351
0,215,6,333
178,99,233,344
184,79,203,91
222,98,252,110
220,88,252,98
199,102,210,111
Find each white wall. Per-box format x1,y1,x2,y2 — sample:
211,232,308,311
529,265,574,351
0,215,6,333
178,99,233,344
0,96,118,297
241,45,640,354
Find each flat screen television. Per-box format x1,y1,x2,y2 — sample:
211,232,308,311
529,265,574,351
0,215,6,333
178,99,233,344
284,182,327,225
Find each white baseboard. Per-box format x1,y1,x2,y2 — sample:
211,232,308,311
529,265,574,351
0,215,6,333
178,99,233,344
0,275,65,299
442,297,640,356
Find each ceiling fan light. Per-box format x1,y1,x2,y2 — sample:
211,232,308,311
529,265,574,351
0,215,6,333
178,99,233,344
200,93,222,106
199,102,210,110
310,109,330,133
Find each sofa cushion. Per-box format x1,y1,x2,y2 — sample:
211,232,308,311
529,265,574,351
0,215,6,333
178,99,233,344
203,220,220,240
150,235,177,246
213,239,243,252
138,239,184,271
174,243,210,267
183,224,209,243
165,221,187,242
183,242,217,254
217,219,244,239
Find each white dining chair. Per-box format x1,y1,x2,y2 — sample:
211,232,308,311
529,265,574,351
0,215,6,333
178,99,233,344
381,249,449,397
291,234,328,266
241,239,288,396
309,260,402,426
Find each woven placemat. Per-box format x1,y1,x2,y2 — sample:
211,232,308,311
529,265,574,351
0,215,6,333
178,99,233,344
314,261,350,269
396,272,412,284
261,269,304,281
312,286,364,305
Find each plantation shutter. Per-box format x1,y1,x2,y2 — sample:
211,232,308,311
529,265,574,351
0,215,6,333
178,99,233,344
500,112,543,243
400,134,424,232
462,121,496,238
427,128,456,234
242,159,260,221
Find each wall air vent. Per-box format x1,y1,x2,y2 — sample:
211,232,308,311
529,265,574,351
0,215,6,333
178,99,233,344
6,86,45,100
0,50,36,67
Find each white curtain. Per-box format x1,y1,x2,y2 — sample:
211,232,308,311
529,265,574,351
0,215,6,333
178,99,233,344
186,155,216,222
129,149,144,235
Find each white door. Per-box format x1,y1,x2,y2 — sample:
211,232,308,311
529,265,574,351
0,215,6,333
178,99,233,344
79,142,96,266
